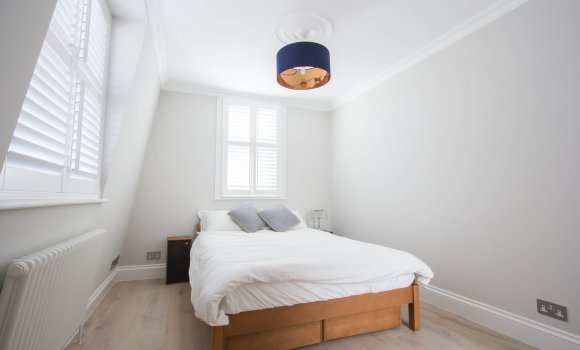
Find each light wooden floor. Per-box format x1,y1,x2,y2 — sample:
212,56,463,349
66,279,536,350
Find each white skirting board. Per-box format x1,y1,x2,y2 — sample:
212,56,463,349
65,268,120,348
86,267,119,317
115,263,166,281
423,285,580,350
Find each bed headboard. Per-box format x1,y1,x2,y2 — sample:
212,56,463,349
195,223,201,233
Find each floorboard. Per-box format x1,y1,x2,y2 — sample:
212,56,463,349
66,280,536,350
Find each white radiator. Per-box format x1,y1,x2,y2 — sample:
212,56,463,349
0,229,105,350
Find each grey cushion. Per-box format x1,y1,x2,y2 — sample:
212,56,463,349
228,203,266,233
258,205,300,232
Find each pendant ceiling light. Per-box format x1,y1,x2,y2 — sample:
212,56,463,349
277,42,330,90
275,11,333,90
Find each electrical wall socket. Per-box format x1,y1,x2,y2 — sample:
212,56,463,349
146,251,162,260
537,299,568,322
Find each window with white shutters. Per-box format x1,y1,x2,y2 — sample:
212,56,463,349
0,0,111,201
216,99,286,199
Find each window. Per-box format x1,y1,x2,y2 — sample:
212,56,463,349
0,0,111,202
215,98,286,199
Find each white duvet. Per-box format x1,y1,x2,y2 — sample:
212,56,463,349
189,229,433,326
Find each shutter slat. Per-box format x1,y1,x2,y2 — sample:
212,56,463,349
5,152,66,175
78,160,98,173
80,149,99,161
18,117,67,147
78,132,99,150
80,127,99,144
37,46,72,89
29,76,70,113
79,150,98,163
34,65,70,101
8,137,67,162
27,84,69,118
79,136,99,153
23,92,68,125
8,138,67,169
13,124,67,153
83,97,101,121
81,116,99,135
89,29,106,53
86,57,105,83
20,106,68,134
22,102,68,131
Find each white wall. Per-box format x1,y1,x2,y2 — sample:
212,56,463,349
120,92,331,265
91,25,161,289
330,0,579,336
0,18,160,292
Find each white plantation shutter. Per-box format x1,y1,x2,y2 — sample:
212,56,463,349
70,82,101,179
255,108,278,192
1,0,110,197
226,145,250,191
217,99,286,198
3,0,78,192
69,0,109,193
227,106,250,142
80,0,108,88
255,147,277,191
225,105,251,192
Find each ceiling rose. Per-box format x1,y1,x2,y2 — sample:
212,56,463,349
275,10,333,44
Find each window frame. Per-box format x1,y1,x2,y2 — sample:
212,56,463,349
215,97,287,200
0,0,111,209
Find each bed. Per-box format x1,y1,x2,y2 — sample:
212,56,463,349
190,221,433,350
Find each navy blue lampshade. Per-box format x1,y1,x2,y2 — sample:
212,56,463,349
276,42,331,90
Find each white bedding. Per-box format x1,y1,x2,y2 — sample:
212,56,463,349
189,229,433,326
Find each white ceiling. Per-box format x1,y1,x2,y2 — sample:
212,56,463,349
112,0,527,110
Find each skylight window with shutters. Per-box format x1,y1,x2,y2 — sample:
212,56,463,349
215,98,286,199
0,0,111,205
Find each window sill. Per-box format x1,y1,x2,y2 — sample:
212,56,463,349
214,196,287,200
0,198,108,211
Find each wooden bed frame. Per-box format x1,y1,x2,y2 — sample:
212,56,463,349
194,224,421,350
211,284,420,350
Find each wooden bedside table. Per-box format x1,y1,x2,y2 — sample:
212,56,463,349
166,236,192,284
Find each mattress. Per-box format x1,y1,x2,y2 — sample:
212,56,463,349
222,274,415,315
189,228,433,326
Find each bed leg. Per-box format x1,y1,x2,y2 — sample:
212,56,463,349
212,326,225,350
408,284,421,331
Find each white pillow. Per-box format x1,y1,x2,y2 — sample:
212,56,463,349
197,210,242,232
291,210,308,230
